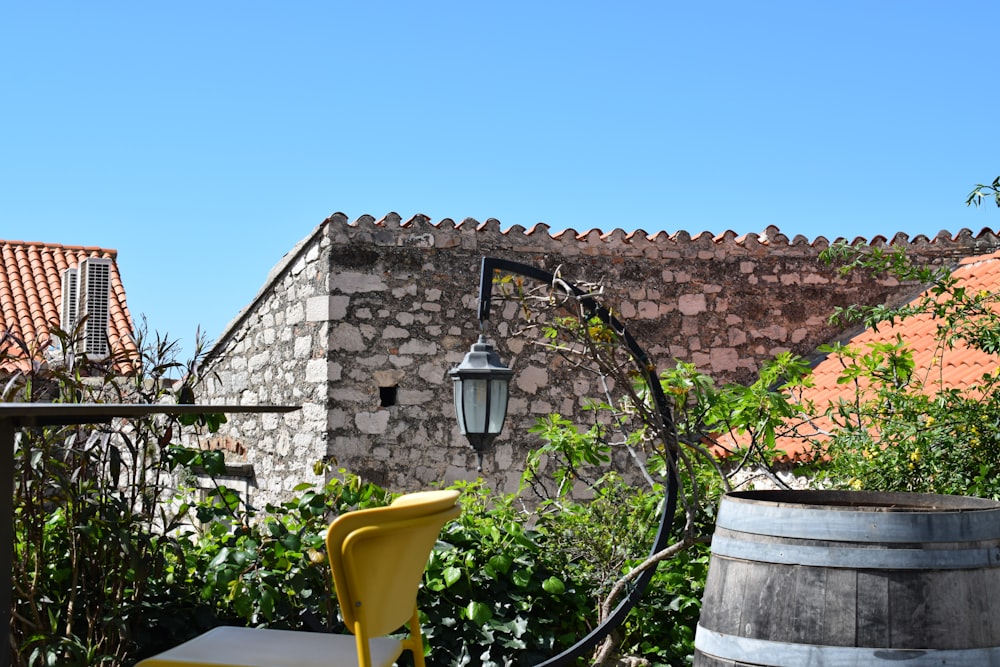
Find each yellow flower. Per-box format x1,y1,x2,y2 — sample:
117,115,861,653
850,478,863,490
910,450,921,463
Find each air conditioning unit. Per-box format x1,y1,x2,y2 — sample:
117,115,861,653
60,268,79,332
76,258,112,357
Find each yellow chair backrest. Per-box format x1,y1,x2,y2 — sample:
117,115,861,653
326,490,460,639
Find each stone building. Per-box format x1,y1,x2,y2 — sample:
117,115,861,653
198,213,1000,508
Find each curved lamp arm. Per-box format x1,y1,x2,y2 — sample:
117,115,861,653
476,257,680,667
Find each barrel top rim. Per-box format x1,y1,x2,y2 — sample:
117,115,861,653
724,489,1000,512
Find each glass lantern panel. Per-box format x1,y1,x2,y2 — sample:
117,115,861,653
461,378,489,434
452,379,466,434
487,379,509,434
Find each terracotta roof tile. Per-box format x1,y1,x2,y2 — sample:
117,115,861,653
0,239,136,373
754,251,1000,459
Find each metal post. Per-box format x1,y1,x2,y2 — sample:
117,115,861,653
1,418,13,667
475,257,680,667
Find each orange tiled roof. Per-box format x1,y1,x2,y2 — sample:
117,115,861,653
757,250,1000,460
0,239,135,372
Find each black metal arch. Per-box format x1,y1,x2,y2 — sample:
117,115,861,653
476,257,680,667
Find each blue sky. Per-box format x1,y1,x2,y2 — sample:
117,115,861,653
3,2,998,363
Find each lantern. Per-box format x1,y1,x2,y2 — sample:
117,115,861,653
449,335,513,468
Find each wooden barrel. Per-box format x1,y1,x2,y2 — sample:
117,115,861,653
694,490,1000,666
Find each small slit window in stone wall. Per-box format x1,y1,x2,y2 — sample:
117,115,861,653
374,370,403,408
379,385,398,408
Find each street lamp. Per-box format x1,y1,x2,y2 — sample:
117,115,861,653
451,256,680,667
449,334,513,471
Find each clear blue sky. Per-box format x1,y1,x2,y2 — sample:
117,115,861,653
3,2,998,363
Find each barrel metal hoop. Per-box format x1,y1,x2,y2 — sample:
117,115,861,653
711,534,1000,569
716,497,1000,543
695,625,1000,667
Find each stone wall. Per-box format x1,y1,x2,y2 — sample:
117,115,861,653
200,213,1000,507
199,232,334,502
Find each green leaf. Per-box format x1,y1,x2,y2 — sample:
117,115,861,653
279,533,301,551
488,554,513,575
542,576,565,594
511,568,533,588
260,585,276,621
200,449,227,476
466,601,493,626
443,566,462,588
208,547,231,569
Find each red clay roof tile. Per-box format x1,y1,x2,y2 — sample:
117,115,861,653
0,239,136,373
754,251,1000,459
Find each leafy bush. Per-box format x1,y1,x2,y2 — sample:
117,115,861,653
809,243,1000,498
420,480,591,666
154,472,393,640
5,324,224,666
419,477,710,667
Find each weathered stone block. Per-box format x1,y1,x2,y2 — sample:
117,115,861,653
678,293,708,315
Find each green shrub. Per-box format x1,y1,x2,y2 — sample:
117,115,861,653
171,472,393,636
811,243,1000,498
6,325,224,666
420,480,592,667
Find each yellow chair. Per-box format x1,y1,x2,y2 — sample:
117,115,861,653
137,489,461,667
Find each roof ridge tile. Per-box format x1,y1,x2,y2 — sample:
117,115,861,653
310,216,1000,257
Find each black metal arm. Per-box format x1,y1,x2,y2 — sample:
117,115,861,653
477,257,680,667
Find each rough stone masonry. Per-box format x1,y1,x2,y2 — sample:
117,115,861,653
199,213,1000,509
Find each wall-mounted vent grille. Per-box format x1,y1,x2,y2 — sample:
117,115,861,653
60,268,79,332
77,258,112,357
